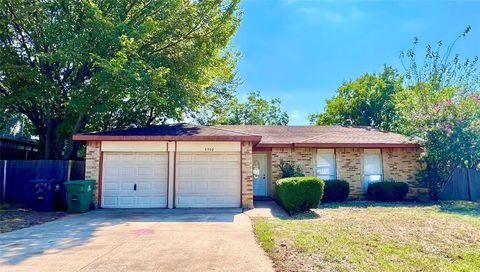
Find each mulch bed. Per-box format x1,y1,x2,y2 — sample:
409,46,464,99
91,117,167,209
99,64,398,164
0,202,66,233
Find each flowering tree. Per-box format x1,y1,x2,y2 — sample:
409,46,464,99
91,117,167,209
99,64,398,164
420,93,480,195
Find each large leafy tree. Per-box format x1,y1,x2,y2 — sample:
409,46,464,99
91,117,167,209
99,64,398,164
195,91,289,125
0,0,240,159
309,66,402,131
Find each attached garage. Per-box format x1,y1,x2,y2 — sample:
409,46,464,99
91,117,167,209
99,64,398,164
102,152,168,208
73,124,262,209
176,152,241,208
100,141,169,208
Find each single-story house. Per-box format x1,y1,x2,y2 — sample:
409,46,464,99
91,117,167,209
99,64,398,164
73,124,426,209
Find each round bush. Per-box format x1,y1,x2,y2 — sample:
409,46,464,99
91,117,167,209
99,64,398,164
367,181,409,201
323,179,350,202
275,176,324,212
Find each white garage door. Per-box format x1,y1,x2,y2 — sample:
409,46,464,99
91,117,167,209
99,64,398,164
102,152,168,208
176,152,241,208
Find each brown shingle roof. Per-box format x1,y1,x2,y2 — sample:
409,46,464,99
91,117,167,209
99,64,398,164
217,125,419,147
73,124,262,142
73,124,419,147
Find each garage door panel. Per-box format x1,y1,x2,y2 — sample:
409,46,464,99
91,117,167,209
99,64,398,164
103,182,120,191
120,167,136,177
118,196,135,206
153,168,167,176
103,196,118,207
178,181,193,192
209,181,224,192
224,154,240,162
210,167,225,176
176,152,241,208
210,154,226,162
105,154,122,162
194,181,209,191
102,152,168,208
120,183,134,190
122,154,136,162
137,167,153,176
136,154,154,162
195,168,208,176
104,166,120,177
194,154,209,161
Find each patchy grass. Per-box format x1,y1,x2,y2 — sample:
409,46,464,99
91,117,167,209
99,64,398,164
0,202,66,233
253,201,480,272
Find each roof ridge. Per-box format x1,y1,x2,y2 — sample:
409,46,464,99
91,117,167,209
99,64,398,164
201,124,263,137
297,132,337,143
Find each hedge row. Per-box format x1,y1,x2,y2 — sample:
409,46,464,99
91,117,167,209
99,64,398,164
275,177,410,212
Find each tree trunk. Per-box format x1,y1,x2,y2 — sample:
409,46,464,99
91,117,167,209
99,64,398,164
42,118,62,159
63,115,88,160
44,119,52,159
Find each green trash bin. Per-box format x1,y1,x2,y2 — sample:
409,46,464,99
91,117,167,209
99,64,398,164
65,180,95,213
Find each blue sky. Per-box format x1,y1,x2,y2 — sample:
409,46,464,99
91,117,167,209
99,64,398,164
232,0,480,125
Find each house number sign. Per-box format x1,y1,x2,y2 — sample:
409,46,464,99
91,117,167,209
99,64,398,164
204,147,214,152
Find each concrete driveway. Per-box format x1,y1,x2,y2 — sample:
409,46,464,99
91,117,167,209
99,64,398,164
0,208,273,272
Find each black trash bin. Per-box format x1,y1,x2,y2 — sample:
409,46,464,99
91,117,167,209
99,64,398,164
29,179,65,211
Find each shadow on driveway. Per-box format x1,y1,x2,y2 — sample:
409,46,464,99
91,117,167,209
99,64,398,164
0,208,242,266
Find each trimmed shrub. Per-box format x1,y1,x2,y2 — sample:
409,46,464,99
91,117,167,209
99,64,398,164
323,179,350,202
367,181,409,201
279,160,304,178
275,176,324,212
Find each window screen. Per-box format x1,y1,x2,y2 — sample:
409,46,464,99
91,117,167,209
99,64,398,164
316,149,336,180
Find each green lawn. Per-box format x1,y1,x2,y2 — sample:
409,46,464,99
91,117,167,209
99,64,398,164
253,201,480,272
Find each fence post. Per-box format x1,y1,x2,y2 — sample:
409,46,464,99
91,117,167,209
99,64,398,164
2,160,6,201
466,169,472,201
67,160,72,181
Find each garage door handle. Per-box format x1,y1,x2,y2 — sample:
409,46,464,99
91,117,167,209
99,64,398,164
134,184,137,191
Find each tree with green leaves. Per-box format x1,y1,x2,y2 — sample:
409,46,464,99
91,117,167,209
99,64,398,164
419,93,480,195
310,28,480,195
0,0,240,159
395,27,479,137
309,66,402,131
195,91,289,125
394,30,480,194
400,26,479,94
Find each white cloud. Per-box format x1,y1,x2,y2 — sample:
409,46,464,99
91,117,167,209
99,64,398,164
290,110,300,119
279,92,294,99
296,6,365,25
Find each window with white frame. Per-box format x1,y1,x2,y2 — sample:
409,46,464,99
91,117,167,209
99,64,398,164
316,149,336,180
363,149,383,192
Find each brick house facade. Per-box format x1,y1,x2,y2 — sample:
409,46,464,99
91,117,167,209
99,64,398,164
76,124,426,209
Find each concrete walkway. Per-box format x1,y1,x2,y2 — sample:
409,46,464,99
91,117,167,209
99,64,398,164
244,200,288,219
0,209,273,272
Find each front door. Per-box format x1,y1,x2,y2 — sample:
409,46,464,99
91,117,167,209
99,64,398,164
252,153,268,197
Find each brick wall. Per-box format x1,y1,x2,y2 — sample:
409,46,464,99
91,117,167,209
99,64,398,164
270,147,315,181
241,141,254,208
267,146,425,199
383,147,425,197
85,141,101,205
336,148,364,196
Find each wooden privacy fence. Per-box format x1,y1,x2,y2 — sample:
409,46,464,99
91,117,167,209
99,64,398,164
440,168,480,201
0,160,85,203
